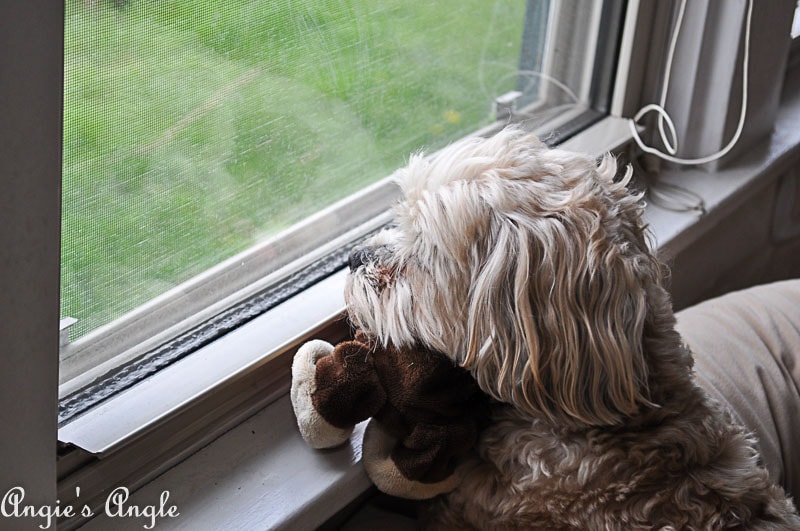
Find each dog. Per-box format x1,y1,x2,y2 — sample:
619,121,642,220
344,127,800,529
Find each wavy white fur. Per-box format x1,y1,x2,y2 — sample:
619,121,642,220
344,127,799,529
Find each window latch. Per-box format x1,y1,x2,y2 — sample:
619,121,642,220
494,91,522,121
60,317,77,349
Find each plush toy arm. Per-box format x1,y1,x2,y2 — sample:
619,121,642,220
362,421,463,500
290,340,354,449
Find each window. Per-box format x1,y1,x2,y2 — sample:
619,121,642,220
59,0,623,397
53,1,626,525
61,1,533,383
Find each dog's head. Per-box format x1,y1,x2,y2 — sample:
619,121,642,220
345,127,664,427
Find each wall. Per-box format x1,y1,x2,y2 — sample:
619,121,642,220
669,160,800,310
0,2,62,525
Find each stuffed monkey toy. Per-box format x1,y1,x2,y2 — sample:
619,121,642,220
290,330,489,500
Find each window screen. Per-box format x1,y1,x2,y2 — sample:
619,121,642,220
62,0,528,340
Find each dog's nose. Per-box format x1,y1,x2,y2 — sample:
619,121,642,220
348,246,371,271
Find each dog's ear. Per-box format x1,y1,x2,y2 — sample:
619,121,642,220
463,159,658,427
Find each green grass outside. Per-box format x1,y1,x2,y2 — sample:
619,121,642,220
62,0,526,338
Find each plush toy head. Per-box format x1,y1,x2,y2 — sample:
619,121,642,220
290,330,489,499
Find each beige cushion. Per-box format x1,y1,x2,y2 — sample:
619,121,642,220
676,279,800,502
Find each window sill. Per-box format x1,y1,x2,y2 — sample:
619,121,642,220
76,395,371,531
58,268,348,456
66,63,800,530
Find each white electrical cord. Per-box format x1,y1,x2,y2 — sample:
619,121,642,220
628,0,754,165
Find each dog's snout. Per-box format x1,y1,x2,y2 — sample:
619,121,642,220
349,246,372,271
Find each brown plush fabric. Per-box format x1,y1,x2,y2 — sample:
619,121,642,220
312,331,490,484
676,279,800,503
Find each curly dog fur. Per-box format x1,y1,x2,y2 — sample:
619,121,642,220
344,127,799,529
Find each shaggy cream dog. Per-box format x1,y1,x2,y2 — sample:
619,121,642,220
344,127,800,529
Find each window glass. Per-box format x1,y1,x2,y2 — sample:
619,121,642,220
62,0,528,340
61,0,618,383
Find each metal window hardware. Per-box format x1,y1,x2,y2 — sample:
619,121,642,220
494,91,522,120
60,317,77,349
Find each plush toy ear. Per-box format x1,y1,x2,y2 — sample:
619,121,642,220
290,340,355,449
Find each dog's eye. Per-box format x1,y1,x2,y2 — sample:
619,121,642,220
348,242,397,270
348,246,376,271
